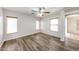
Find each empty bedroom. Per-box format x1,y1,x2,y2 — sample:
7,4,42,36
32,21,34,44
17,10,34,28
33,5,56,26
0,7,79,51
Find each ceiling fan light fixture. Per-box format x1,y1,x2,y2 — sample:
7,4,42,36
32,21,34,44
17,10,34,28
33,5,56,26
32,7,49,17
37,13,43,17
41,9,44,12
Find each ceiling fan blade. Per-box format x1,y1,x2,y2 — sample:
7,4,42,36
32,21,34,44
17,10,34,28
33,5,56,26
39,8,42,12
32,10,38,12
43,12,50,13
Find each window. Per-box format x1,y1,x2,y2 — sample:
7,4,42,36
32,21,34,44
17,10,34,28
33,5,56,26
36,20,39,30
50,19,58,31
7,16,17,34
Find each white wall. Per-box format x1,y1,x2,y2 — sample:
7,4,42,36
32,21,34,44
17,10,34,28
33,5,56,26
41,10,65,41
0,8,3,42
3,9,39,41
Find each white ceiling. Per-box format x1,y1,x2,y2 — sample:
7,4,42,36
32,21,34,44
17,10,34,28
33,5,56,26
3,7,64,18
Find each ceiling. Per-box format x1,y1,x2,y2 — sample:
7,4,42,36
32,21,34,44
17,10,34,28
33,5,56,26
64,7,79,12
3,7,64,19
3,7,79,19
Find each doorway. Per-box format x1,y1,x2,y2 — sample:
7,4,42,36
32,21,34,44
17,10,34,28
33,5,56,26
65,14,79,40
65,14,79,50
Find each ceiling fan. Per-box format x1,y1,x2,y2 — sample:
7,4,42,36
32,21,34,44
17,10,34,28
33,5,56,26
32,7,50,16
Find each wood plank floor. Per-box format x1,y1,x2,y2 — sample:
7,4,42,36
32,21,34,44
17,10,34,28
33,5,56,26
0,33,79,51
